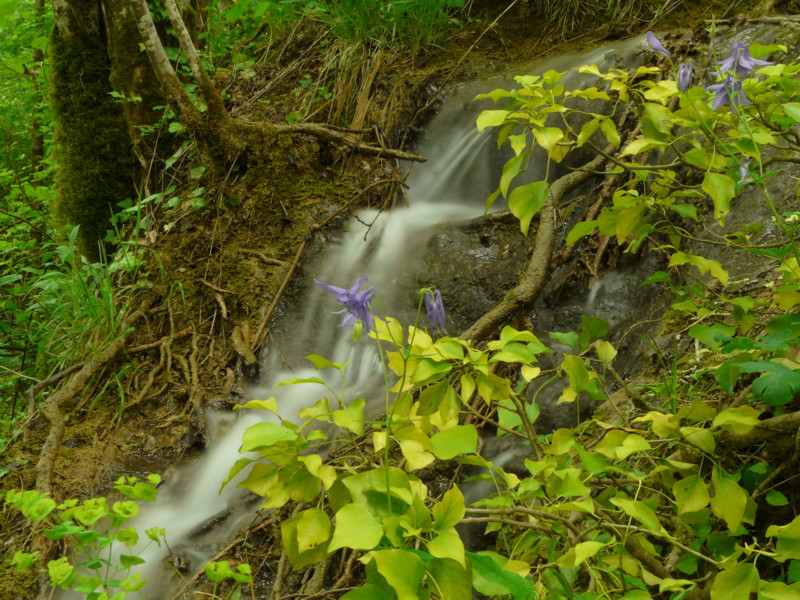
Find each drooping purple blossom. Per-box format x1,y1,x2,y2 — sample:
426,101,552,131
424,289,446,335
706,75,751,112
738,160,752,185
315,276,377,332
678,62,694,92
643,31,671,57
717,42,772,76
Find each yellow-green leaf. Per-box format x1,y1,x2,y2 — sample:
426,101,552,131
333,397,365,436
509,133,528,156
711,467,750,532
712,406,761,435
702,172,735,225
669,251,728,287
533,127,564,156
673,475,710,514
240,422,296,452
234,397,278,412
508,180,549,236
370,316,404,346
594,430,652,459
759,580,800,600
620,137,665,157
281,509,331,569
634,411,680,438
396,425,435,471
431,425,477,460
600,118,620,148
767,514,800,562
500,152,526,198
577,117,601,147
371,549,425,600
596,341,617,365
610,497,663,534
476,110,511,132
680,426,716,454
556,541,606,568
328,504,383,553
710,563,757,599
432,486,465,530
566,219,598,245
427,527,465,567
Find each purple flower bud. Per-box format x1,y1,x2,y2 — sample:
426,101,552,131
315,276,377,332
678,62,694,92
424,289,446,335
738,160,751,185
644,31,671,57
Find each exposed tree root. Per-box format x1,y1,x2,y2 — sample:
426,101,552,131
124,327,191,412
134,0,425,179
22,363,82,442
34,299,153,496
459,153,606,344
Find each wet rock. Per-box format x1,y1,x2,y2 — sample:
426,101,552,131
419,211,528,335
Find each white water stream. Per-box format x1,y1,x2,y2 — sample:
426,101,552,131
60,38,647,599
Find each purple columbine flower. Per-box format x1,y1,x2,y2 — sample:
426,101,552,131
424,289,446,335
643,31,671,57
707,75,751,112
315,276,377,332
717,42,772,76
678,62,694,92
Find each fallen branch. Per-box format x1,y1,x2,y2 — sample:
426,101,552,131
259,122,426,162
236,248,288,267
459,153,605,344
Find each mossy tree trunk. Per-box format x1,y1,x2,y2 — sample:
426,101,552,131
104,0,168,168
50,0,136,259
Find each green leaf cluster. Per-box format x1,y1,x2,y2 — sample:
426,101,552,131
4,475,165,600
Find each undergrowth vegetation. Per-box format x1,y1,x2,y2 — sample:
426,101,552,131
11,26,800,599
4,0,800,597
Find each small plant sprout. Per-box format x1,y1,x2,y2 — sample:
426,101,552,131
5,474,164,599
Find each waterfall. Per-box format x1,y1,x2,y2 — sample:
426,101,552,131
61,37,649,598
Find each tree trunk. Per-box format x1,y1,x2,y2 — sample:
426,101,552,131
50,0,135,259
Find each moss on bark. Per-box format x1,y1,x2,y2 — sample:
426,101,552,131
49,2,135,259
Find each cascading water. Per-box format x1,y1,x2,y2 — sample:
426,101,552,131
64,37,651,598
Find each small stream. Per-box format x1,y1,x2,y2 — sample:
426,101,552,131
78,36,655,598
